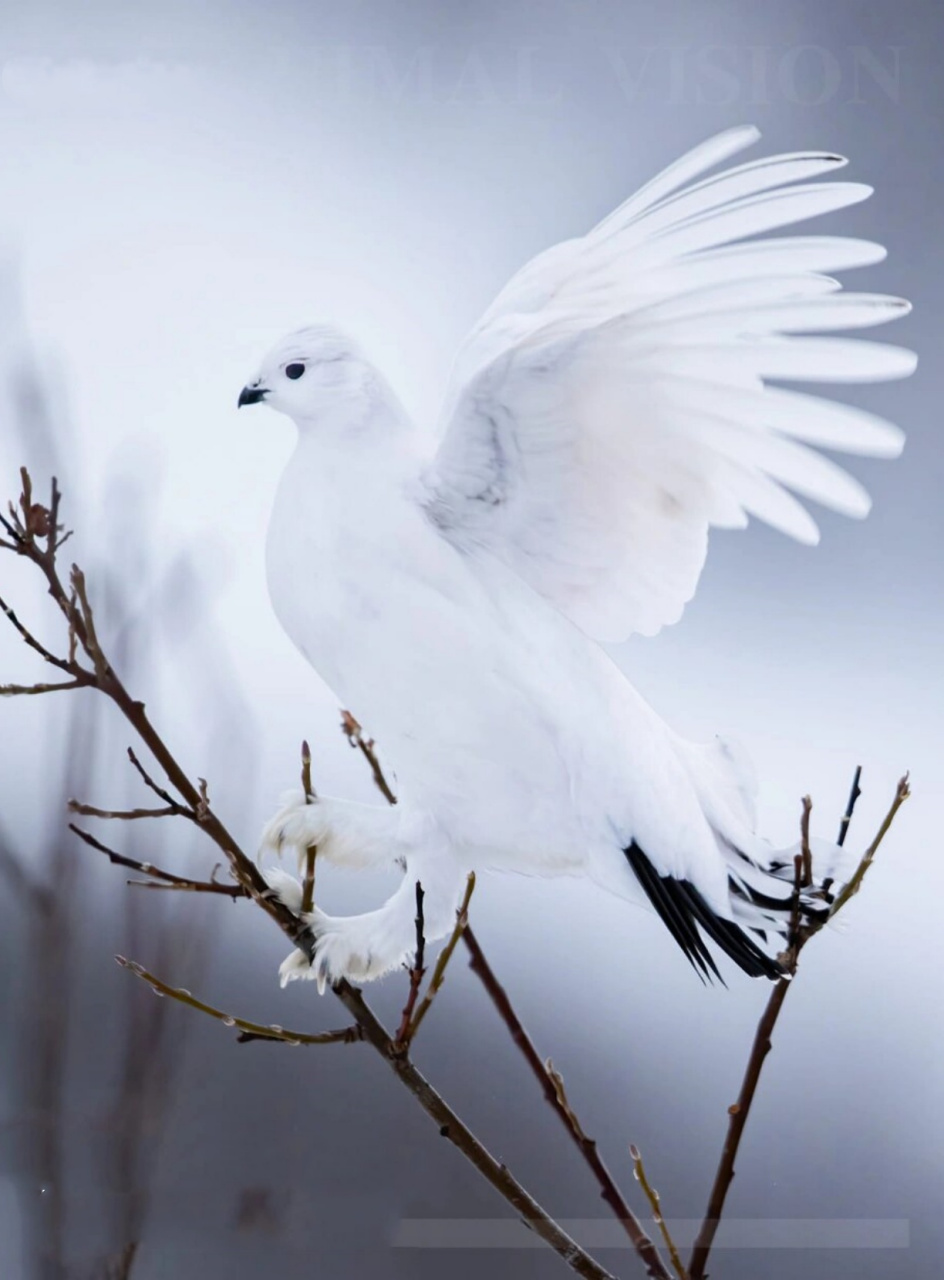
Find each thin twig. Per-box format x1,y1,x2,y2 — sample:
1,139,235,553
405,874,475,1044
630,1146,689,1280
300,739,318,913
70,824,247,898
0,678,88,696
126,747,180,808
341,709,397,804
394,881,427,1050
829,774,910,917
0,593,84,675
69,800,187,822
101,1240,138,1280
115,956,363,1046
463,924,672,1280
71,564,109,684
799,795,813,888
688,771,910,1280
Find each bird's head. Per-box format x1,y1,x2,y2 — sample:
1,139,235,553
238,325,370,425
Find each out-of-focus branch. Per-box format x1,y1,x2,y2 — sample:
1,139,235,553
0,474,313,951
99,1241,138,1280
688,771,910,1280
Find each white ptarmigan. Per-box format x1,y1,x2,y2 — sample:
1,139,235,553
238,126,914,993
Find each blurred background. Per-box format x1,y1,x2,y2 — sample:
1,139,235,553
0,1,940,1277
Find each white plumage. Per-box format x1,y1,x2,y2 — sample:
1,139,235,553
238,126,914,991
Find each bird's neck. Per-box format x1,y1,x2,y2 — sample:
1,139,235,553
290,396,420,498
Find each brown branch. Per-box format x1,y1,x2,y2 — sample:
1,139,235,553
463,923,672,1280
69,800,188,822
0,677,89,696
0,593,86,676
405,873,475,1045
0,470,616,1280
0,509,313,949
630,1146,689,1280
341,709,397,804
70,824,248,897
799,795,813,888
688,772,911,1280
126,747,179,808
115,956,364,1046
300,739,318,913
828,774,910,918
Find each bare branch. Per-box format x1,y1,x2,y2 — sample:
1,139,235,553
688,771,911,1280
0,593,83,675
829,774,911,918
115,956,363,1046
300,739,318,913
630,1146,689,1280
69,800,188,822
70,824,247,898
405,873,475,1044
126,747,179,808
799,794,813,888
341,709,397,804
0,678,88,696
70,564,109,683
0,471,616,1280
463,923,672,1279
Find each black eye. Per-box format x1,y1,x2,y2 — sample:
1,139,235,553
285,362,306,380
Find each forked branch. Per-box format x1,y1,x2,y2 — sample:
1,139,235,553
0,469,615,1280
688,771,910,1280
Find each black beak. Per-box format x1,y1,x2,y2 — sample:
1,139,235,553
238,385,268,408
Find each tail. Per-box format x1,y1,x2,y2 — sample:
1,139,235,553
629,734,847,983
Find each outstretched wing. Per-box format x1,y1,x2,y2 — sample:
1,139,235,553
423,126,915,642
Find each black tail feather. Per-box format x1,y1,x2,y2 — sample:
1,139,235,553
624,842,785,982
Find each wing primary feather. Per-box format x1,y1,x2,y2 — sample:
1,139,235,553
591,125,761,236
